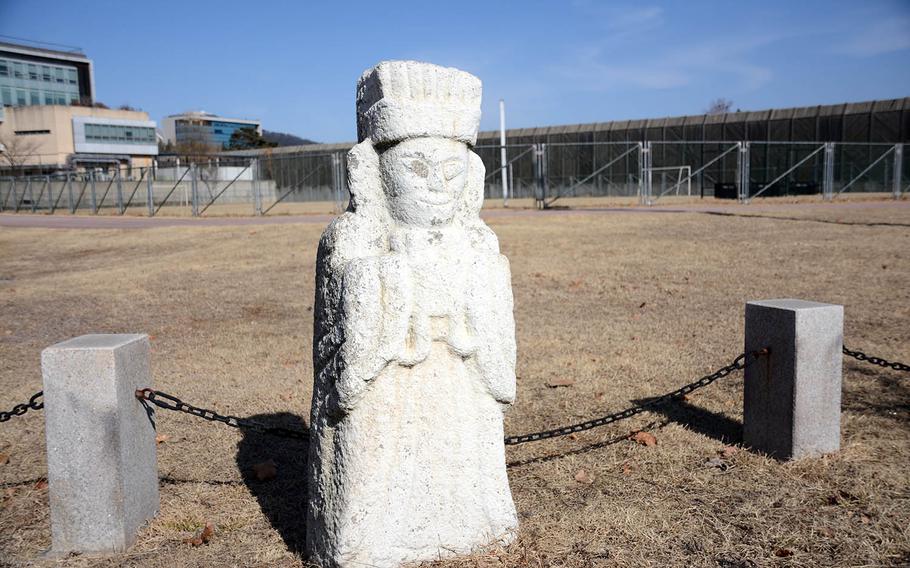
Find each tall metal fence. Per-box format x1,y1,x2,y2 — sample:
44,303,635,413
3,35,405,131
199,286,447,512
0,141,905,216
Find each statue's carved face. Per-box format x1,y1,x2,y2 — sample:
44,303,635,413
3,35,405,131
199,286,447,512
379,138,469,227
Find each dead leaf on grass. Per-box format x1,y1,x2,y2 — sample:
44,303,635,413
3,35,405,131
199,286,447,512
774,548,793,557
155,434,170,445
252,459,277,481
621,461,636,475
631,431,657,446
719,446,738,458
0,453,9,465
34,479,48,490
184,522,214,546
574,468,595,485
546,377,575,388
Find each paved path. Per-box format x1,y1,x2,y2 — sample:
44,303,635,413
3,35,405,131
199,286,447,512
1,200,907,230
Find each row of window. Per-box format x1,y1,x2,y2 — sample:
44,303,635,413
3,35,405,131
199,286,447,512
1,86,79,106
0,58,78,85
84,123,156,145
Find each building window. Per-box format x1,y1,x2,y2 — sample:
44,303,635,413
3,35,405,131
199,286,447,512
1,87,11,105
0,60,8,77
44,91,55,105
42,65,51,81
13,62,24,78
28,64,38,80
54,67,64,83
66,68,77,84
84,123,156,145
16,89,26,105
29,90,40,105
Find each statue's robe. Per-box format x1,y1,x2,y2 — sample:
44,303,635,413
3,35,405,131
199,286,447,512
307,142,518,568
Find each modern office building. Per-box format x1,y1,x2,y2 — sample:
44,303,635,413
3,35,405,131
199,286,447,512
0,40,157,174
160,111,261,149
0,105,158,174
0,41,94,108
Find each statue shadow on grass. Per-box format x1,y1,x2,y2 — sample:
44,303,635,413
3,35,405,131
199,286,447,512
632,398,742,444
235,412,310,557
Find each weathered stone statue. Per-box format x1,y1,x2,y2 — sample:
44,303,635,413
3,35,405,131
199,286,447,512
307,61,518,567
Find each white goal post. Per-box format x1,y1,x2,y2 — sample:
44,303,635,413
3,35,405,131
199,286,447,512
649,165,692,198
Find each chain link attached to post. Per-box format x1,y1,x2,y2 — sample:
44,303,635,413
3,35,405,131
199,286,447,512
0,391,44,423
504,349,768,446
135,388,308,440
843,345,909,373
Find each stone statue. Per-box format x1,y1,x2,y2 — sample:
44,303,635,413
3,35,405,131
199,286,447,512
307,61,518,567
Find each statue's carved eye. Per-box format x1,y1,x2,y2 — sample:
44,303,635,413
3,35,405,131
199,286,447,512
443,160,464,181
407,159,429,178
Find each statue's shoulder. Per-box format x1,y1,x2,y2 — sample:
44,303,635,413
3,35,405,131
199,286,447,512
318,211,388,273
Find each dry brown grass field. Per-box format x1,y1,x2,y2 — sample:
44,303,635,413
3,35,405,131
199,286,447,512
1,201,909,567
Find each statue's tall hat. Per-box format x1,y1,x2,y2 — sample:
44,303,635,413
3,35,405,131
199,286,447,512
356,60,482,146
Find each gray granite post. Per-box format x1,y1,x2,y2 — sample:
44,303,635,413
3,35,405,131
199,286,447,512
743,300,843,460
41,334,159,554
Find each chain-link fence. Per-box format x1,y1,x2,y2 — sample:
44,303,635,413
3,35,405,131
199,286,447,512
0,142,905,215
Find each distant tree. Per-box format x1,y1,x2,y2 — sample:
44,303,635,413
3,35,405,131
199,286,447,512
228,127,277,150
262,129,317,147
158,139,175,154
706,98,734,115
118,104,140,111
175,139,220,162
92,101,109,109
0,132,42,174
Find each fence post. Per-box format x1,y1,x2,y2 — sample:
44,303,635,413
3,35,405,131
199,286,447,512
822,142,835,200
737,142,751,203
89,171,98,214
893,143,903,200
28,176,37,212
639,141,652,206
115,168,124,214
190,163,199,216
67,174,75,214
252,158,262,215
146,168,155,217
41,334,159,553
743,299,843,460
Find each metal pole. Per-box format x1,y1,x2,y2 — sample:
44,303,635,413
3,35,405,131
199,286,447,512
499,99,508,206
89,171,97,214
253,158,262,216
115,168,124,214
640,142,652,205
11,178,19,212
190,163,199,216
40,175,50,212
823,142,834,201
67,174,74,213
27,177,36,212
893,144,903,200
146,168,155,217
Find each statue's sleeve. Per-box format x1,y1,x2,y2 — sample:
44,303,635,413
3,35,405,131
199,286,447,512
333,255,412,411
468,253,517,405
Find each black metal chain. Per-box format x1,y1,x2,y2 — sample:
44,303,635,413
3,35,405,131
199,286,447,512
135,388,308,441
843,345,909,373
504,349,767,446
0,391,44,423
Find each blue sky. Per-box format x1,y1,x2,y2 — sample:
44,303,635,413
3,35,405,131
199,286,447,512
2,0,908,142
